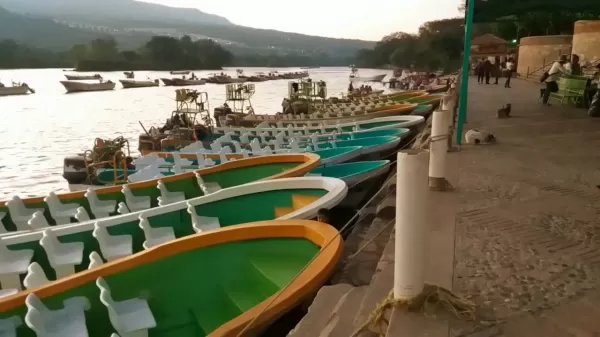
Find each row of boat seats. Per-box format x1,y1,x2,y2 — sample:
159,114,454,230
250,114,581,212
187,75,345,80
21,277,155,337
0,208,222,292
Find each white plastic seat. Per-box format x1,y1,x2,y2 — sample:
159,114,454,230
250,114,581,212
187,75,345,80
23,262,50,290
97,277,156,337
39,229,84,278
74,207,91,222
0,316,21,337
44,192,79,225
127,166,163,183
28,211,50,230
218,148,231,164
121,186,151,213
172,153,194,174
138,215,175,249
195,174,222,195
93,223,132,261
187,203,220,233
0,239,33,290
116,202,130,215
6,196,44,231
195,154,215,168
84,189,117,218
156,180,185,206
133,155,168,169
25,293,90,337
88,251,104,269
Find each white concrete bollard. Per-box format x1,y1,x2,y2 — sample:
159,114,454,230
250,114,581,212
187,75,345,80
394,150,429,300
429,106,451,191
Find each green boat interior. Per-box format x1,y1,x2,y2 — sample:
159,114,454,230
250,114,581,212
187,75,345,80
310,160,390,181
5,188,326,280
0,162,301,230
2,238,319,337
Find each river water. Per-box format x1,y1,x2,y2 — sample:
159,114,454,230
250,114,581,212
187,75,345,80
0,67,392,198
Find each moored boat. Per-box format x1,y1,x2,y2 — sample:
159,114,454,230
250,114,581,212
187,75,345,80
64,74,102,81
60,80,116,93
310,160,391,208
350,74,387,82
171,78,206,86
0,83,34,96
0,219,342,337
119,79,159,89
1,154,319,232
160,78,176,86
170,70,190,75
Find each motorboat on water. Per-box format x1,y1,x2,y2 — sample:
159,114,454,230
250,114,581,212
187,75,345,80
0,82,35,96
64,73,102,80
119,79,159,88
170,70,190,75
60,80,116,93
349,65,386,82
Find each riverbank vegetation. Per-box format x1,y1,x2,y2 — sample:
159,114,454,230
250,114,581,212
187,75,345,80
355,18,464,72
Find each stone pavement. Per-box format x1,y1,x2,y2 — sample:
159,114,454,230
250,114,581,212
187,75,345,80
288,77,600,336
451,78,600,336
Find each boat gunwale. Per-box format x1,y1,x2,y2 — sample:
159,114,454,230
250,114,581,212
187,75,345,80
214,117,423,135
1,177,348,246
0,154,320,207
0,220,343,337
312,160,391,188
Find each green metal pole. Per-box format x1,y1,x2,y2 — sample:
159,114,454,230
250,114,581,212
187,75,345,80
456,0,475,145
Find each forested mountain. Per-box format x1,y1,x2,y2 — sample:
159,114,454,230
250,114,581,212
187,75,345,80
0,0,373,60
0,0,231,26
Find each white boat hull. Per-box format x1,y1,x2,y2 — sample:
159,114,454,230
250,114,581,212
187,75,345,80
0,86,30,96
350,74,387,82
119,80,159,88
60,81,116,93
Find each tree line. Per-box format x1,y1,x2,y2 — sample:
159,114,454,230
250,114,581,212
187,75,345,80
355,18,465,72
0,34,356,70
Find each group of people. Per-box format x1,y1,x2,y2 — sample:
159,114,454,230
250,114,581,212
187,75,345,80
388,71,445,91
540,54,588,105
474,57,515,88
347,83,374,95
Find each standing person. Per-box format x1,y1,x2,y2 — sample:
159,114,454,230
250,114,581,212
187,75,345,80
505,58,515,88
484,59,492,84
494,56,501,84
542,55,570,105
476,59,484,84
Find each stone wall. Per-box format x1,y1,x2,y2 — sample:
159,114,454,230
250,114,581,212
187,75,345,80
573,20,600,64
517,35,572,77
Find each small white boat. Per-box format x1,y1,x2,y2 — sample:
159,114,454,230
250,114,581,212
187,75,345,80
119,79,159,88
60,80,116,93
170,70,191,75
171,78,206,86
350,74,387,83
0,83,34,96
64,74,102,80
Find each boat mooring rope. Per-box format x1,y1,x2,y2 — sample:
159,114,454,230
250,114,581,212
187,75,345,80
350,285,476,337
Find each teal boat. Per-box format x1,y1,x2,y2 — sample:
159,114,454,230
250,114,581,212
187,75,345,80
314,136,401,161
312,146,363,166
310,160,391,208
0,154,319,232
0,220,343,337
213,116,425,136
0,177,347,287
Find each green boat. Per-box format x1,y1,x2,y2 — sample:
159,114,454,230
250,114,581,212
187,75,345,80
310,160,391,208
312,146,363,166
0,177,347,288
404,93,444,111
314,136,401,161
214,115,425,136
0,220,343,337
0,154,320,232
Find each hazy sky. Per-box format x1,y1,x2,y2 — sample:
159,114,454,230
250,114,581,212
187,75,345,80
138,0,463,41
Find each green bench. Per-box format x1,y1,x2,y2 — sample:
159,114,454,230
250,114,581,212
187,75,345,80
550,76,588,105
